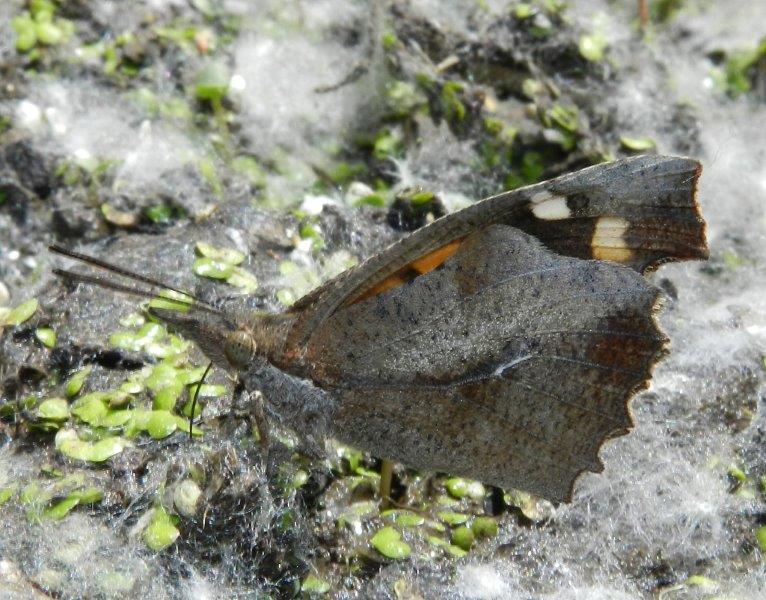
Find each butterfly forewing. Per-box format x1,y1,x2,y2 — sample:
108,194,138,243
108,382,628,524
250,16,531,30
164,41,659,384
285,155,705,351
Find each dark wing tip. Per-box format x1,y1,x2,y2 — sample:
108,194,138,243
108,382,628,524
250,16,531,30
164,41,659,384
635,158,708,275
690,160,709,260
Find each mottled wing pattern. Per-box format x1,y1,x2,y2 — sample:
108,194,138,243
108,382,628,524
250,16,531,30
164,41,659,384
305,225,666,502
286,155,705,351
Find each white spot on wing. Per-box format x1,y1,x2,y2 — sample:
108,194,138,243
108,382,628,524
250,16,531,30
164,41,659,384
531,196,571,220
592,216,633,262
530,190,554,204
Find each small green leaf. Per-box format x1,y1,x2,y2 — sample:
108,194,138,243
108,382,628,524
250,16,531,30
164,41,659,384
12,14,37,52
73,487,104,505
354,193,386,207
729,465,748,482
87,437,128,462
371,526,411,559
146,410,178,439
686,575,717,588
101,203,136,227
522,78,543,99
35,21,64,46
427,535,467,557
146,364,179,390
514,3,533,19
109,331,141,351
148,290,192,313
756,526,766,552
37,398,69,422
620,136,656,151
143,507,180,551
100,409,133,427
193,257,234,279
381,509,425,527
144,203,175,224
226,267,258,293
55,429,127,462
302,574,331,594
437,511,469,526
578,32,607,62
445,478,485,500
65,366,92,398
276,289,296,306
0,487,15,505
451,525,475,551
195,241,245,265
176,365,208,385
194,61,230,102
471,516,498,538
548,105,579,133
3,298,38,326
173,479,201,517
120,378,144,395
71,393,109,425
44,496,80,520
35,327,56,348
174,414,203,436
153,383,183,411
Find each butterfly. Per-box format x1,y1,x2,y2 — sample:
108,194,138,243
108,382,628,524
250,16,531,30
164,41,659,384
51,154,707,503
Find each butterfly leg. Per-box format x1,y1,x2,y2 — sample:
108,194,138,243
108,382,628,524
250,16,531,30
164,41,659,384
242,360,339,460
250,389,271,460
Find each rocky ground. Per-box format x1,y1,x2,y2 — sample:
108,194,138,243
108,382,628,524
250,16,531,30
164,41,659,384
0,1,765,598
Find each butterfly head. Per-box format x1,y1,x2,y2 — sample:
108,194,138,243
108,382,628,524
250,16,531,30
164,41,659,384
224,328,258,369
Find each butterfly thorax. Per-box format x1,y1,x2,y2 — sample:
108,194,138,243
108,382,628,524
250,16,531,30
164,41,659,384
248,312,302,372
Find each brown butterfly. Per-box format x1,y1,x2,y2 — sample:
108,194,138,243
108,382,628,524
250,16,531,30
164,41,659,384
51,154,707,503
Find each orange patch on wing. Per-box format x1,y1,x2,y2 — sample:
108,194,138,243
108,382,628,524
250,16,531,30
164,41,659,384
410,239,463,274
348,238,465,306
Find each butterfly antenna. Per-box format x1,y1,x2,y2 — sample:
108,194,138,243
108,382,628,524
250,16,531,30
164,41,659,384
190,362,213,439
49,244,221,314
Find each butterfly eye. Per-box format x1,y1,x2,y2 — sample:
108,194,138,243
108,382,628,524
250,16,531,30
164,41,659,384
224,330,257,369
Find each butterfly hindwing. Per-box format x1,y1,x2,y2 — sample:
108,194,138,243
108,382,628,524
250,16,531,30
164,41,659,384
305,225,666,501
